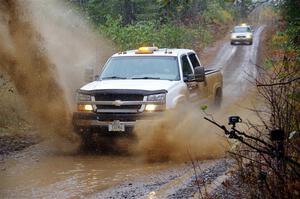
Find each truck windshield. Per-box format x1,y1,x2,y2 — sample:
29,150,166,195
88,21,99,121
100,56,180,81
233,26,251,33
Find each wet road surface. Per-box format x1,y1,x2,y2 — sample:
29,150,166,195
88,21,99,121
0,26,265,199
210,26,265,105
0,144,177,198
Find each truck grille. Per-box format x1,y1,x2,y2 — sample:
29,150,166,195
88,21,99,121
95,94,144,101
96,105,142,110
94,93,144,113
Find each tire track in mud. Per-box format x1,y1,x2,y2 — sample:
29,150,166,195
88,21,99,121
90,159,232,199
166,160,232,199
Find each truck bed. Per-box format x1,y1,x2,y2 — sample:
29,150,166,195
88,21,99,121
198,68,223,102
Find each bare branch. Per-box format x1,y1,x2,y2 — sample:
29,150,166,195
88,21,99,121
256,77,300,87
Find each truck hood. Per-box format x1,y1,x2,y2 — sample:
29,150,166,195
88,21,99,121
80,79,181,92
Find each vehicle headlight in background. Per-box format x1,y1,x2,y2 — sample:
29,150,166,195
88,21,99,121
147,93,166,102
77,93,91,101
230,34,236,39
77,104,93,112
246,34,252,39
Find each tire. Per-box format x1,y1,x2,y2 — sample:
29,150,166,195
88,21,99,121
80,132,96,151
248,41,253,45
80,128,136,153
230,41,235,45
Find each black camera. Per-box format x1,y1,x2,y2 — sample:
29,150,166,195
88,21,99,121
270,129,284,141
228,116,242,126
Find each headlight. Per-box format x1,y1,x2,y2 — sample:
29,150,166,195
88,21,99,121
77,93,91,101
230,34,236,39
78,104,93,112
246,34,252,39
147,93,166,102
145,93,166,111
145,104,165,111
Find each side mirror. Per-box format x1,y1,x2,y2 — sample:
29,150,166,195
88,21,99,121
94,75,99,80
194,66,205,82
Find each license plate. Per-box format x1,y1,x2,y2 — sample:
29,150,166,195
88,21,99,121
108,120,125,132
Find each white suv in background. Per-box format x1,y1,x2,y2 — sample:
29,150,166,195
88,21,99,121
230,24,253,45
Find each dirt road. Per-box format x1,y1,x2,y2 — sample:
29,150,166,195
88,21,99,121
0,26,264,199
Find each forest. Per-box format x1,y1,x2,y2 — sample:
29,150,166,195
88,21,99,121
71,0,254,51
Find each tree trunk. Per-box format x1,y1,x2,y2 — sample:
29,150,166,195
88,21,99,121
123,0,135,25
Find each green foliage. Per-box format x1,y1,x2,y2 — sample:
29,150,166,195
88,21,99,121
233,0,253,19
74,0,234,51
281,0,300,62
202,0,233,24
99,16,213,50
200,104,208,111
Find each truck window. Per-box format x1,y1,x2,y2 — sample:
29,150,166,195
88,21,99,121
181,55,193,76
233,26,250,33
188,53,200,68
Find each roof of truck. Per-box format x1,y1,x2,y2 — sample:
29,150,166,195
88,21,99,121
112,47,195,58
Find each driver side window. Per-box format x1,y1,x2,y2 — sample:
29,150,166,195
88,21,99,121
188,53,200,69
181,55,193,77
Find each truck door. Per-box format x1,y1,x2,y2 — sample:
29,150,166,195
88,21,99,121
181,54,198,101
187,53,208,100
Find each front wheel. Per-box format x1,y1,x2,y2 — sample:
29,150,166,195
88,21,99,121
80,131,97,151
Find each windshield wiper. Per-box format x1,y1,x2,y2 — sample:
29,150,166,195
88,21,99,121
101,76,127,80
131,77,161,80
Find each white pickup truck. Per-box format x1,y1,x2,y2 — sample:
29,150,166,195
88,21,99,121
73,47,222,142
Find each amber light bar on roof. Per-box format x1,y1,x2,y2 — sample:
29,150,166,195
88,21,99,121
135,46,158,54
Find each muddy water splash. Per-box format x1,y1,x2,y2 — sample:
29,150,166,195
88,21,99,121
134,85,262,162
0,0,113,151
26,0,115,106
134,104,229,162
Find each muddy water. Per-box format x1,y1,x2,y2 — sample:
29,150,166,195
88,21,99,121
0,150,178,198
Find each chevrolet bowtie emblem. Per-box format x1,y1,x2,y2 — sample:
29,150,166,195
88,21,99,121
112,100,123,106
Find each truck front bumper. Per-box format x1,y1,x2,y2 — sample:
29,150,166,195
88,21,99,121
231,38,252,44
73,111,163,134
